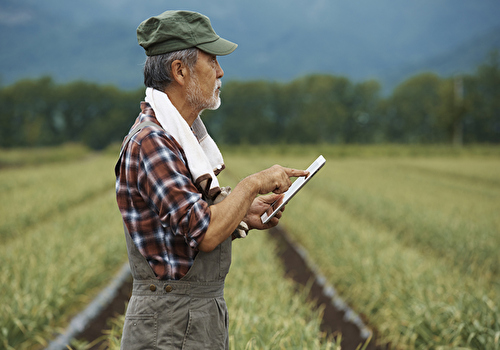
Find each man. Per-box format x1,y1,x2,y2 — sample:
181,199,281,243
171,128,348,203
115,10,308,349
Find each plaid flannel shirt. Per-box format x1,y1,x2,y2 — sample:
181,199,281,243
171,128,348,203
115,105,211,280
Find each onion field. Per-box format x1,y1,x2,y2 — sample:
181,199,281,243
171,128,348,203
1,145,499,349
0,147,336,350
0,152,126,350
222,147,500,349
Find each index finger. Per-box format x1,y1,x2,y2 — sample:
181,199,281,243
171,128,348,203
283,167,309,178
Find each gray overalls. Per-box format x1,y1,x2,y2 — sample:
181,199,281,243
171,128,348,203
116,122,232,349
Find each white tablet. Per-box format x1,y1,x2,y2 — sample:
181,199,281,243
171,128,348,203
260,155,326,224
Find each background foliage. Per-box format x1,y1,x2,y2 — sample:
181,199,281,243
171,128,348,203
0,52,498,149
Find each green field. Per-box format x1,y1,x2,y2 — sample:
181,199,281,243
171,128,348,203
1,145,499,349
0,151,126,349
0,146,337,350
223,148,500,349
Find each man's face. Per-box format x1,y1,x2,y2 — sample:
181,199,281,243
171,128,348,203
186,50,224,112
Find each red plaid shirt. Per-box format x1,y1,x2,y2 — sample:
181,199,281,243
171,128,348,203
115,104,211,280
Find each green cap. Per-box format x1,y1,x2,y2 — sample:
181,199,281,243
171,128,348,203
137,10,238,56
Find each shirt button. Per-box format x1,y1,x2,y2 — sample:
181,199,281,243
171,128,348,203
149,284,156,292
165,285,173,293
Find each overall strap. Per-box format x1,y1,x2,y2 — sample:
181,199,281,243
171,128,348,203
117,121,162,280
123,222,157,280
115,121,161,174
118,121,161,159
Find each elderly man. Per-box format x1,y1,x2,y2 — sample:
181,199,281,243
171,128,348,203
115,10,307,349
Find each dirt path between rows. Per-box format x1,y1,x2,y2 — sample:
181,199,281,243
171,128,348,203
75,226,384,350
268,226,383,350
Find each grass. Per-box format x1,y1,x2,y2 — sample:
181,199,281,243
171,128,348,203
2,144,499,349
0,143,90,168
0,152,126,350
222,149,500,349
0,155,115,242
1,192,126,349
0,147,338,350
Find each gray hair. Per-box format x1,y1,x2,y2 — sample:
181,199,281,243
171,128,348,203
143,48,199,91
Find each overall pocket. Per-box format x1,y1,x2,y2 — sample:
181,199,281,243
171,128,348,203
121,313,157,350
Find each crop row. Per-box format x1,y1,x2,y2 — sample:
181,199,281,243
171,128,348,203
0,151,338,349
0,152,127,349
4,145,498,349
223,152,500,349
0,155,116,242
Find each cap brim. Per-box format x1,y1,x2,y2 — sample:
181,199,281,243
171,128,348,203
196,37,237,56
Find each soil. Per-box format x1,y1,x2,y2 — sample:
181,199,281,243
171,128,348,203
268,226,385,350
75,226,386,350
74,276,133,349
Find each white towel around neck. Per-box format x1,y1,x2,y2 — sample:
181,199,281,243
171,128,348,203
145,87,224,198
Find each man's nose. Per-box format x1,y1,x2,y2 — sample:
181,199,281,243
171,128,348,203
216,59,224,79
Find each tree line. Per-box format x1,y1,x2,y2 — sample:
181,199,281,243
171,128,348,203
1,51,498,149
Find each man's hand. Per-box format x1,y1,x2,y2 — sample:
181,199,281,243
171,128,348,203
252,165,309,195
243,193,285,230
199,164,307,252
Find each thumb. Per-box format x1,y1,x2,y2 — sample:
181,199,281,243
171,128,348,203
263,193,284,204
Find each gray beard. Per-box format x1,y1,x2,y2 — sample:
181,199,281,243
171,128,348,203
186,74,221,112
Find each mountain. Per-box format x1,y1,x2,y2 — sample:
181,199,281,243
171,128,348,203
383,25,500,90
1,0,499,92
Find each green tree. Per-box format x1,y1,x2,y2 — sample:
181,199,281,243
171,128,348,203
347,79,382,143
435,75,468,146
205,80,280,144
382,73,444,143
283,75,352,143
2,59,499,149
205,74,382,145
0,77,142,149
464,50,500,143
0,77,60,147
87,87,144,149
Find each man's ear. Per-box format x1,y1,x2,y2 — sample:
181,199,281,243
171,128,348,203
171,60,188,86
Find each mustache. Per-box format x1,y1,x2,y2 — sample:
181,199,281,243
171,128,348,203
216,79,222,90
